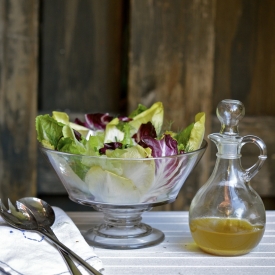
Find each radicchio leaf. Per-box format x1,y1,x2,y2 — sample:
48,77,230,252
132,122,157,143
73,129,82,141
99,142,123,155
139,134,178,157
75,113,114,130
141,154,189,203
75,114,132,131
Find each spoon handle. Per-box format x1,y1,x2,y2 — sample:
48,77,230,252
39,229,103,275
46,227,82,275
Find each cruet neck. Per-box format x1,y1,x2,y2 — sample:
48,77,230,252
209,133,242,159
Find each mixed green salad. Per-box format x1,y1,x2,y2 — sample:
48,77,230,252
36,102,205,204
36,102,205,158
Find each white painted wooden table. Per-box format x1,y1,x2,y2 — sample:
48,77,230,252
68,211,275,275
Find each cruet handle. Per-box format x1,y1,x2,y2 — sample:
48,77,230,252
240,135,267,182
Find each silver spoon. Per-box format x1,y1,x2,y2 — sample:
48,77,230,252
18,197,82,275
0,199,103,275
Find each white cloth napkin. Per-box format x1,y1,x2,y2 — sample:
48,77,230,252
0,206,103,275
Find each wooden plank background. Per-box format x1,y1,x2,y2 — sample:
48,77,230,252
0,0,274,210
0,0,39,202
213,0,275,115
39,0,125,114
128,0,215,210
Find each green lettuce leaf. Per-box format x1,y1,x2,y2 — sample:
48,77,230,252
186,112,205,151
36,114,64,149
105,144,152,158
175,123,194,152
129,101,164,136
85,133,104,156
53,110,92,138
174,112,205,152
128,103,148,118
104,117,125,143
85,166,141,204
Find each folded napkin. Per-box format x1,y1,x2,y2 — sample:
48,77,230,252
0,206,103,275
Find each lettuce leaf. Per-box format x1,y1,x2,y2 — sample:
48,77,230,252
56,125,86,155
84,145,155,203
128,103,148,118
85,166,141,204
104,117,125,143
36,114,64,149
175,123,194,153
86,134,105,156
53,111,94,139
174,112,205,152
36,103,205,158
105,144,152,159
186,112,205,151
128,102,164,136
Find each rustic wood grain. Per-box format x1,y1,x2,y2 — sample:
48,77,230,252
248,0,275,115
213,0,243,105
40,0,124,114
128,0,216,210
0,0,39,201
213,0,275,115
128,0,215,126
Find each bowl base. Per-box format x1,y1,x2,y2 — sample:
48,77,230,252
83,223,165,249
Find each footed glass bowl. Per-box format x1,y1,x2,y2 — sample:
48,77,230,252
41,140,207,249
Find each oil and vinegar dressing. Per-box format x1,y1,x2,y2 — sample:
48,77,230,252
190,217,265,256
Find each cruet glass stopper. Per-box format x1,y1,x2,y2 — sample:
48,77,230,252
216,99,245,136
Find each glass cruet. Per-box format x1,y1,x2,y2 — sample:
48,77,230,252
189,99,267,256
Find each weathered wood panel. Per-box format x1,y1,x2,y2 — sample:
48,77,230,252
128,0,216,210
128,0,215,126
213,0,275,115
0,0,39,201
40,0,124,113
248,0,275,115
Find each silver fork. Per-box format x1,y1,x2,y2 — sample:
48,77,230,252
0,199,103,275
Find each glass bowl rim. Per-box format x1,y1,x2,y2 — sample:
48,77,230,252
40,139,208,161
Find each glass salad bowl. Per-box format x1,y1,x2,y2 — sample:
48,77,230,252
41,140,207,249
